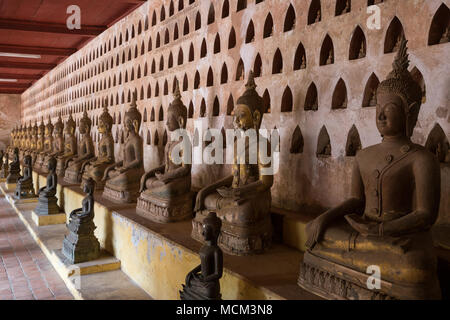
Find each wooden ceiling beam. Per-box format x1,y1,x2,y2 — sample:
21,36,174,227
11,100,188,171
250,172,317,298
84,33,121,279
0,44,76,56
0,82,31,89
0,73,41,80
0,19,107,36
0,61,56,70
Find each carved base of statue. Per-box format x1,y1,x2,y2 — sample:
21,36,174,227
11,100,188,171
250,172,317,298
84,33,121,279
137,191,193,223
34,194,60,215
192,194,272,256
298,221,442,300
62,214,100,264
102,184,140,203
63,165,83,184
14,180,36,200
180,284,222,300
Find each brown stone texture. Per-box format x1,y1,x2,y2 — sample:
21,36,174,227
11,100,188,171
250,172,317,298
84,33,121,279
19,0,449,221
0,94,20,151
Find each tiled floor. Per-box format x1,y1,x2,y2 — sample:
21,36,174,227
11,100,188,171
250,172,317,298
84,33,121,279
0,196,73,300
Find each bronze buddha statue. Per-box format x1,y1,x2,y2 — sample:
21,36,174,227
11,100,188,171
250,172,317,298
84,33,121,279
81,100,115,190
44,113,64,173
56,112,78,178
34,157,60,215
64,109,95,184
137,81,193,222
298,39,442,300
192,71,274,255
14,154,36,200
33,118,46,171
7,147,21,184
102,92,144,203
180,212,223,300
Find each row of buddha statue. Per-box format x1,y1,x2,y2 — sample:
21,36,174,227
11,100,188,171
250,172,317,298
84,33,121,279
1,39,443,300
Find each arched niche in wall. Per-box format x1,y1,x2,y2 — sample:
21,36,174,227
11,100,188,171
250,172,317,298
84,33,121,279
228,27,236,49
320,34,334,66
290,125,304,154
146,130,151,145
304,82,318,111
331,78,348,109
272,49,283,74
158,106,164,121
194,71,200,89
336,0,351,16
235,58,245,81
169,0,174,16
222,0,230,18
212,96,220,116
208,3,215,25
237,0,247,12
264,13,273,38
163,129,168,146
184,17,189,35
428,3,449,46
207,67,214,87
178,47,184,65
294,42,306,70
284,3,296,32
200,99,206,117
221,63,228,84
262,89,271,113
410,67,426,104
168,52,174,68
226,94,234,115
345,125,362,156
317,125,331,157
425,123,449,163
362,73,380,107
195,11,201,30
150,108,155,122
281,86,293,112
246,20,255,43
384,17,405,54
188,102,194,119
214,34,221,53
154,130,159,146
183,73,188,91
349,26,367,60
200,39,207,58
254,54,262,77
308,0,322,25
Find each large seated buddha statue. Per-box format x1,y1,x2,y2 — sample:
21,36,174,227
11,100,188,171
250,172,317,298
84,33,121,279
298,39,442,300
6,127,16,157
137,81,193,223
102,93,144,203
192,72,274,256
28,122,38,165
33,118,46,172
43,113,64,174
81,101,115,190
56,112,77,177
64,110,95,184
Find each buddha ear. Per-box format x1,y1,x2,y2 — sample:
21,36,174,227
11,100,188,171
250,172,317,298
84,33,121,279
406,102,420,137
178,116,185,129
133,120,139,133
253,110,261,127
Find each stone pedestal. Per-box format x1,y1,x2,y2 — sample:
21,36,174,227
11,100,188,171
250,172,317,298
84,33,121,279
7,194,38,205
34,194,60,215
102,184,140,203
64,168,81,184
136,192,193,223
5,183,17,192
32,211,66,226
180,285,222,300
62,214,100,264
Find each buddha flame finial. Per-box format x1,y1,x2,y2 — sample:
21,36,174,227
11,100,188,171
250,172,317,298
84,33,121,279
245,70,256,91
174,79,181,100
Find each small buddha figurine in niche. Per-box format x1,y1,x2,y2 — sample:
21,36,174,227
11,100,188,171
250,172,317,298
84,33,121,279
439,25,449,44
44,113,64,173
33,118,46,171
34,157,60,215
315,8,321,23
392,34,403,52
298,39,442,300
64,109,95,184
326,48,334,65
300,55,306,69
102,92,144,203
137,81,192,223
358,41,366,59
56,113,78,177
81,100,115,190
62,177,100,264
180,212,223,300
368,88,377,107
7,148,21,184
1,154,9,179
192,71,274,256
14,154,36,200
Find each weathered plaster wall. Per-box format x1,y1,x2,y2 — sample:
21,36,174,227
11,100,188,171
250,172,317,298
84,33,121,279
20,0,449,220
0,94,21,151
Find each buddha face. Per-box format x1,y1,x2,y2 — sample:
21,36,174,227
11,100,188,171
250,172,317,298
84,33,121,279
98,120,106,134
376,93,407,138
233,104,259,131
79,122,87,134
166,109,183,132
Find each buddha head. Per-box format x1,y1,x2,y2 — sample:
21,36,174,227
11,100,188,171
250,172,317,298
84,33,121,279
202,212,222,244
124,92,142,135
234,71,264,131
377,39,422,139
79,109,92,135
38,118,45,138
24,154,32,167
32,121,38,138
48,157,57,173
45,115,54,136
98,100,113,135
54,113,64,135
65,112,76,136
83,177,95,196
166,80,187,132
